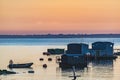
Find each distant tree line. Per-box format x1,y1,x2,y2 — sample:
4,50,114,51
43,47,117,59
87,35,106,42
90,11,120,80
0,34,120,38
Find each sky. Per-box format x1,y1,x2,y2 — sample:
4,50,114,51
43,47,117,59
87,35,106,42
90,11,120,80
0,0,120,34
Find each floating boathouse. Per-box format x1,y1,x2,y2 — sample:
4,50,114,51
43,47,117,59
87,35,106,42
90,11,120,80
89,42,117,60
91,42,114,56
59,43,88,68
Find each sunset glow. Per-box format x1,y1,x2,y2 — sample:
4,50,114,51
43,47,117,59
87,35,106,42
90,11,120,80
0,0,120,34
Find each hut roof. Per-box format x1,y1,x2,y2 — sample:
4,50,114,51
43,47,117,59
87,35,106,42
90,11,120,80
68,43,88,46
92,42,114,45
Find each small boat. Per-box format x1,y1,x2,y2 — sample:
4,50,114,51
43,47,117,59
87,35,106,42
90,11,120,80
8,62,33,68
0,70,16,75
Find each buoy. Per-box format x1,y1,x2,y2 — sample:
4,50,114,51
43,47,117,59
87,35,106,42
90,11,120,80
28,70,34,73
48,58,52,61
9,60,13,64
39,58,44,61
43,52,51,56
43,52,46,55
46,53,50,56
57,58,61,61
43,64,47,68
56,56,61,63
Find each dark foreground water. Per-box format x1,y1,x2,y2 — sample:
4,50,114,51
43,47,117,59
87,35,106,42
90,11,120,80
0,38,120,80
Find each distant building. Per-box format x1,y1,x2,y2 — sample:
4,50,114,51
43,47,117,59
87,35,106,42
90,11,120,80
90,42,114,57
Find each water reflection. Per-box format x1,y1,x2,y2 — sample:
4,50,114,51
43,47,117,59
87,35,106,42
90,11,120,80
89,60,113,74
91,60,113,66
8,68,34,74
60,60,114,80
86,60,114,80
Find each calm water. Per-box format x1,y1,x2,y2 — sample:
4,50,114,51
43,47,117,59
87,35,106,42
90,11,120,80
0,38,120,80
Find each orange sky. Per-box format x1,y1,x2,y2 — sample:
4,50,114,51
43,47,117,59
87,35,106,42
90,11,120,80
0,0,120,34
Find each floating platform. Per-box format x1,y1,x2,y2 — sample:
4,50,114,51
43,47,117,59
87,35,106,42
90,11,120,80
47,48,64,54
85,55,117,60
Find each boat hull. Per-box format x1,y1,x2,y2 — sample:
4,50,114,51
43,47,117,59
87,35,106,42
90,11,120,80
8,63,33,68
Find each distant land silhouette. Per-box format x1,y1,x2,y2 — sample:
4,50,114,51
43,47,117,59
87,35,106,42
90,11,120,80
0,34,120,38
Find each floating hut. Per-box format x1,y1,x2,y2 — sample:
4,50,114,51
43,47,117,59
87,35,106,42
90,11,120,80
89,42,117,59
59,43,88,68
66,43,89,55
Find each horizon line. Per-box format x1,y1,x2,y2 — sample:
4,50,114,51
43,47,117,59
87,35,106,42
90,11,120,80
0,33,120,35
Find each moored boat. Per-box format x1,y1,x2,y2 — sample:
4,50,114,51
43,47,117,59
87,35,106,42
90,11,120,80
0,70,16,75
8,62,33,68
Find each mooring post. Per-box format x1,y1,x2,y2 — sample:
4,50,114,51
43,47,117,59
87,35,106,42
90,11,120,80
69,66,81,80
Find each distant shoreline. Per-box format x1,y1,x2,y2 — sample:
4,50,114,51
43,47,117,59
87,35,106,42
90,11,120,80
0,34,120,38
